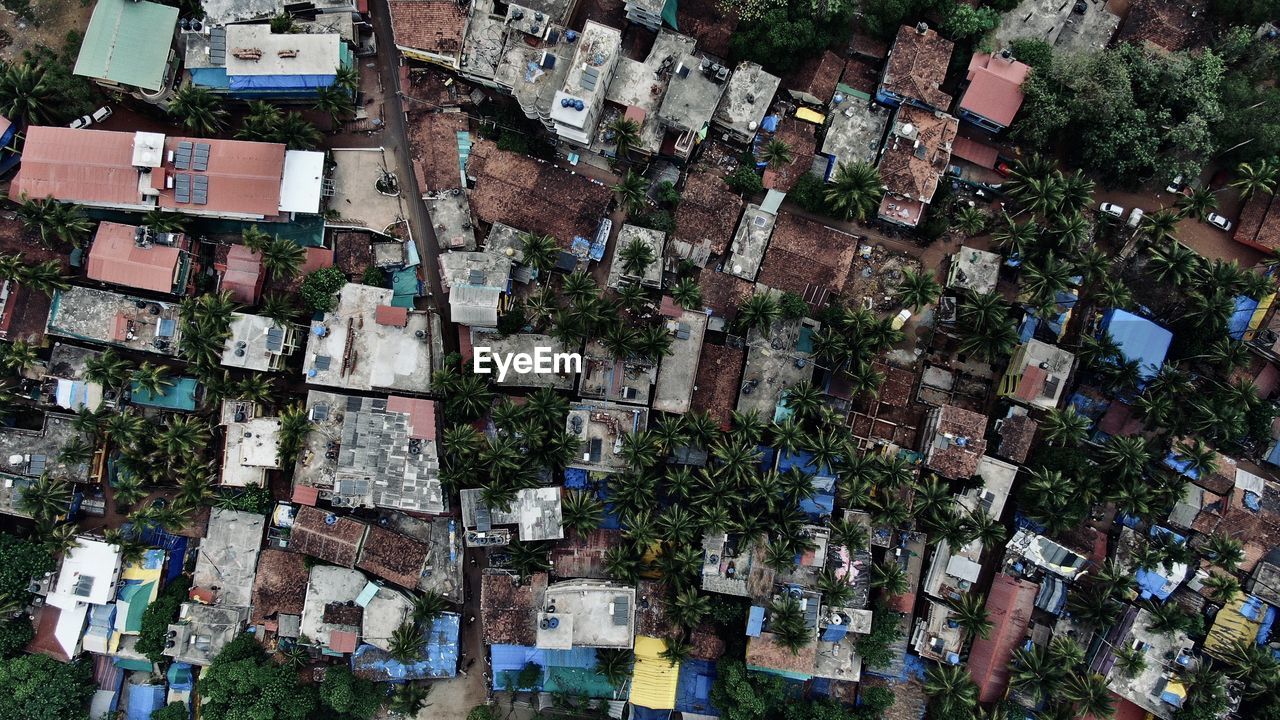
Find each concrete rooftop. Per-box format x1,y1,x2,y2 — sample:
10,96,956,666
47,287,182,356
303,284,436,393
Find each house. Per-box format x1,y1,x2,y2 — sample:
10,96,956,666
921,404,989,480
998,339,1075,410
220,313,300,372
298,564,414,654
579,339,657,406
352,613,460,680
995,411,1037,464
425,191,476,250
946,246,1000,295
250,548,309,629
672,171,744,260
601,31,697,158
11,128,323,220
691,343,745,429
291,391,445,513
410,112,467,192
328,148,417,239
460,487,564,542
46,287,182,356
534,580,636,649
565,401,649,473
289,505,368,567
185,24,352,100
756,211,859,299
992,0,1122,56
1203,594,1268,662
379,513,465,602
73,0,180,103
877,24,954,110
481,571,549,647
200,0,362,26
782,50,845,106
355,525,430,589
1004,529,1088,581
389,0,468,69
85,222,192,296
1099,309,1173,383
438,251,512,327
922,456,1016,599
819,92,891,172
652,306,709,415
624,0,665,30
549,21,622,146
303,284,436,393
912,599,965,663
32,538,122,661
956,52,1030,132
967,573,1037,703
220,414,281,488
41,345,108,414
656,52,730,158
1234,189,1280,253
606,225,665,289
876,105,958,227
192,509,266,608
726,204,777,282
1105,606,1195,720
712,62,780,144
0,414,94,517
701,533,774,599
216,245,265,305
737,319,816,418
1115,0,1206,53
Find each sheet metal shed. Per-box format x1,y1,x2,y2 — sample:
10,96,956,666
74,0,179,92
1100,309,1172,381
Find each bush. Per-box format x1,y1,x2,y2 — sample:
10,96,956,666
788,174,830,215
300,266,347,313
319,666,384,720
1009,38,1054,71
515,662,542,690
136,576,192,663
497,303,527,335
0,620,33,659
360,266,386,287
0,654,95,720
779,292,809,320
467,707,497,720
631,210,676,233
217,485,272,515
725,165,763,195
854,604,903,669
151,700,189,720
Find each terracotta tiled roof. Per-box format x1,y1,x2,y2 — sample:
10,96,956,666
840,57,880,97
951,136,999,169
881,25,954,109
328,629,359,653
691,343,745,430
86,222,182,293
218,244,264,305
409,111,467,192
878,364,916,407
879,105,958,203
783,50,843,102
290,506,367,567
386,396,438,440
1097,401,1143,438
968,573,1038,702
356,525,428,589
996,414,1037,464
1234,191,1280,252
958,53,1029,128
375,305,409,327
696,264,752,320
1116,0,1206,52
251,549,309,625
389,0,466,53
673,171,743,255
760,118,816,193
466,138,611,246
757,211,859,296
481,571,546,646
924,404,989,479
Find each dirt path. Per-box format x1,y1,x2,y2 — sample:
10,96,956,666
0,0,93,63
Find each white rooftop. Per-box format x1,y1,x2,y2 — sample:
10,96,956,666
279,150,325,214
224,23,342,76
132,132,166,168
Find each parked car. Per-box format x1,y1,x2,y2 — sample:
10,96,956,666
1207,212,1233,232
68,114,93,130
1099,202,1125,218
891,308,912,330
91,106,113,124
1165,175,1187,194
1127,207,1145,228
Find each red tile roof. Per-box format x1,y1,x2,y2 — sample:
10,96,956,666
672,171,744,255
389,0,466,54
299,247,334,276
219,245,264,305
880,105,958,205
375,305,409,327
1234,191,1280,252
951,136,999,169
968,573,1038,703
881,25,954,109
386,396,438,440
691,343,744,430
328,630,358,653
1013,365,1047,402
409,111,467,193
292,484,319,506
782,50,844,102
12,127,286,218
756,211,859,296
959,53,1030,128
1097,402,1143,438
86,222,181,293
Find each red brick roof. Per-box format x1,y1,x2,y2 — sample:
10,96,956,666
959,53,1029,128
881,25,954,109
673,171,744,255
86,222,182,293
219,244,264,305
880,105,958,204
951,136,999,169
1116,0,1206,52
389,0,466,54
756,211,859,296
783,50,844,102
251,549,309,625
291,506,367,567
375,305,409,327
292,485,319,506
356,525,428,589
1234,191,1280,252
328,630,358,653
691,343,744,430
968,573,1038,703
409,111,467,193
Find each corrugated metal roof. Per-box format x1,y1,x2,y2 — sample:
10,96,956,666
74,0,179,92
630,636,679,710
86,222,181,293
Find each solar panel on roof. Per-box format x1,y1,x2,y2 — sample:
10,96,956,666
265,326,285,352
314,355,332,370
468,269,485,285
581,66,599,91
192,175,209,205
27,454,46,476
175,141,192,171
347,395,364,411
311,403,330,421
174,173,191,203
193,143,211,172
612,595,630,625
209,28,227,64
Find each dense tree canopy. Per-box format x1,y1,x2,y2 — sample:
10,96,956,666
727,0,855,72
200,635,318,720
0,654,94,720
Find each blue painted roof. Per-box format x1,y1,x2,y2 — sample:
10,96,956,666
675,660,719,716
746,606,765,637
1229,295,1258,339
350,613,459,680
1100,309,1172,381
125,682,166,720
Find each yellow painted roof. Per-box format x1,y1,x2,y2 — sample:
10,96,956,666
1204,595,1263,658
795,108,826,124
629,636,679,710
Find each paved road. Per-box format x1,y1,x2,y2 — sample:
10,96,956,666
366,0,448,325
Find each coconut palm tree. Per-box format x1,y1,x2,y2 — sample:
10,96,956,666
871,560,908,596
1042,406,1090,446
737,292,781,335
39,520,79,556
1173,438,1217,477
992,215,1037,256
957,318,1018,362
1093,277,1132,309
274,112,323,151
1203,533,1245,570
1061,672,1114,719
1022,252,1073,304
761,139,793,168
0,61,61,124
612,171,649,216
1176,187,1218,220
619,239,656,276
17,260,73,295
111,473,147,509
131,362,174,398
1217,638,1280,697
924,663,978,716
520,233,558,274
334,65,359,94
1112,644,1147,678
507,540,552,578
1139,208,1180,244
1203,571,1241,603
1101,435,1150,477
241,225,272,252
1010,644,1064,704
659,637,693,666
155,416,210,458
967,508,1006,549
387,683,430,718
168,84,228,135
603,545,641,584
261,237,306,280
893,268,941,311
561,270,597,303
16,198,94,249
671,277,702,309
20,475,71,520
954,206,988,236
0,339,37,373
387,622,426,661
1066,587,1120,629
767,596,812,653
595,649,634,688
313,85,354,130
668,587,711,630
1231,159,1278,199
561,490,603,537
1147,241,1199,285
825,162,884,220
606,117,641,159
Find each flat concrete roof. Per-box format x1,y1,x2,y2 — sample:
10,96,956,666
993,0,1120,54
193,509,265,608
821,99,891,167
736,319,815,419
460,486,564,542
713,61,780,140
221,312,298,372
658,53,728,133
565,401,648,472
47,287,182,356
468,330,577,389
538,580,635,649
603,31,697,155
947,246,1000,294
606,225,665,288
221,417,281,488
426,192,476,251
328,149,411,237
579,340,656,406
303,284,435,393
726,204,775,281
652,309,708,414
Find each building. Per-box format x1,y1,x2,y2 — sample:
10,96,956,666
425,191,476,251
579,339,657,406
876,105,958,227
946,246,1000,295
1004,529,1088,581
438,251,511,328
389,0,468,68
220,313,300,372
998,339,1075,410
701,533,774,599
186,24,352,99
921,404,989,480
298,564,414,654
624,0,666,30
303,284,436,393
967,573,1038,703
220,414,281,488
1099,309,1173,384
356,525,430,589
535,580,636,649
672,171,744,260
467,330,577,389
0,413,94,516
656,53,730,158
217,245,265,305
250,548,309,631
1106,606,1196,720
956,51,1030,132
877,24,954,110
923,456,1016,600
995,411,1037,465
565,401,648,473
549,21,622,146
653,306,709,414
712,62,780,143
11,128,323,220
292,391,445,513
1233,190,1280,253
820,93,891,171
33,538,122,661
782,51,845,106
47,287,183,356
85,222,193,296
992,0,1122,55
192,509,266,608
73,0,180,103
460,486,564,542
290,505,368,567
481,571,549,647
756,211,859,299
601,31,696,158
726,204,777,281
606,225,665,289
691,343,745,429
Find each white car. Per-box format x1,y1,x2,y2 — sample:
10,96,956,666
91,106,112,123
67,107,112,130
1165,175,1186,194
891,308,912,330
1207,212,1233,232
1127,207,1144,228
1099,202,1124,218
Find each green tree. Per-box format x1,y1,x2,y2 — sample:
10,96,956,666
942,4,1000,39
0,61,57,124
606,117,641,159
825,162,883,220
387,622,426,662
893,268,941,311
300,266,347,312
318,665,383,719
200,635,316,720
925,663,978,716
167,84,228,135
761,139,792,168
135,575,191,662
671,277,702,310
261,236,306,280
314,86,355,131
151,702,190,720
0,653,94,720
619,238,656,276
16,198,93,249
520,233,558,274
725,165,763,195
737,293,781,335
613,171,649,216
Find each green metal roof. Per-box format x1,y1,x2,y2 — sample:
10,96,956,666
74,0,179,92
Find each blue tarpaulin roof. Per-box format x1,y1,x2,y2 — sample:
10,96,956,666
1100,309,1172,382
166,663,193,692
1163,452,1200,479
563,468,588,488
746,606,765,636
125,682,166,720
1229,296,1258,339
351,613,459,680
675,659,719,715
